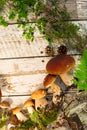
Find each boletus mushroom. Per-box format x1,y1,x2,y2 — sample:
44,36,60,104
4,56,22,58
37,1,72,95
31,89,47,100
12,107,28,122
43,74,62,95
0,101,10,109
31,89,48,111
23,99,35,114
46,54,75,93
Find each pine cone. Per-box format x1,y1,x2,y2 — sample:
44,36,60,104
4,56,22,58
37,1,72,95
57,45,67,55
45,45,54,56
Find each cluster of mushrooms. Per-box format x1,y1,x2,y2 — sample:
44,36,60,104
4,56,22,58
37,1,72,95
0,45,76,130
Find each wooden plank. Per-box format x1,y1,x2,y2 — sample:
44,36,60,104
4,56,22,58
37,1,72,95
0,55,80,76
0,57,50,96
1,74,46,95
2,96,31,108
0,25,49,58
0,57,51,75
73,20,87,29
76,0,87,19
1,0,87,23
65,0,78,19
2,1,76,21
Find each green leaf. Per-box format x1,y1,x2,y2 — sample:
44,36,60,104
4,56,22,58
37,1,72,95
0,0,6,10
9,11,16,20
0,16,8,27
73,50,87,91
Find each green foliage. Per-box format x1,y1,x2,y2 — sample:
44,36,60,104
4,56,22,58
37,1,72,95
0,16,8,27
73,50,87,91
6,108,58,130
20,119,35,129
30,109,58,128
39,108,58,127
0,1,79,38
0,0,86,51
0,109,9,128
0,120,7,128
30,111,44,128
0,0,6,10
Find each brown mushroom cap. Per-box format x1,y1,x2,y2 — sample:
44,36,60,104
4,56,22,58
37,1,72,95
23,100,34,108
43,74,56,88
0,101,10,108
31,89,47,100
12,107,21,115
46,55,75,75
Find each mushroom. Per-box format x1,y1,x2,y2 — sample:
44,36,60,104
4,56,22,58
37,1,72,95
12,107,28,122
43,74,62,95
43,74,63,105
35,97,48,111
7,110,20,130
31,89,48,111
46,54,75,93
46,55,75,75
31,89,47,100
7,123,15,130
43,74,56,88
23,99,35,114
0,101,10,109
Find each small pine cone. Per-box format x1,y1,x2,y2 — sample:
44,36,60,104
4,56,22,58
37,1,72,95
57,45,67,55
45,45,54,56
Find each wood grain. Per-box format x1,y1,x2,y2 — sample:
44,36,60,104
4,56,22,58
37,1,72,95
0,57,51,75
2,96,31,108
1,74,46,95
76,0,87,19
0,57,50,97
0,25,49,58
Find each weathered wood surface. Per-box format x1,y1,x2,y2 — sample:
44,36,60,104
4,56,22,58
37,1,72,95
0,0,87,108
0,58,50,96
65,0,87,19
2,0,87,22
76,0,87,19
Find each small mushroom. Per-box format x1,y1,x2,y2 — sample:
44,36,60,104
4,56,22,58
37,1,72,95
31,89,47,100
7,123,15,130
31,89,48,111
35,97,48,111
43,74,62,95
23,99,35,114
12,107,28,122
0,101,10,109
7,112,19,130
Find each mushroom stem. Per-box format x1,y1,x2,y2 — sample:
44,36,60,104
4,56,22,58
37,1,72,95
51,83,62,95
55,75,67,93
27,106,34,114
16,112,28,122
7,123,15,130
